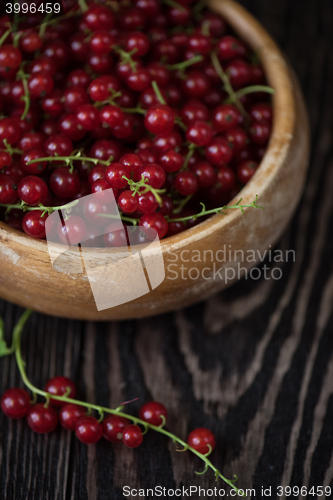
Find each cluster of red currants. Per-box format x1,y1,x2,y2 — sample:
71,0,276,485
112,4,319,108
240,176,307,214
0,0,272,244
1,378,216,452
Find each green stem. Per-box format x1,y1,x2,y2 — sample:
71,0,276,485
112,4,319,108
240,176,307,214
163,0,187,12
224,85,275,104
210,51,248,119
78,0,89,12
123,175,166,206
97,213,139,226
0,28,11,47
192,0,207,18
182,144,196,170
173,195,192,214
27,154,112,167
39,12,55,38
12,1,20,33
0,199,79,216
9,309,245,497
151,81,167,105
166,55,204,71
17,68,30,121
168,196,264,222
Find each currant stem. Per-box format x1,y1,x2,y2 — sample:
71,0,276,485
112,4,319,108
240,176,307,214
0,28,12,47
166,55,204,71
173,195,192,214
210,51,249,119
26,154,113,167
0,199,79,216
168,196,264,222
17,68,30,121
9,309,245,498
151,81,167,105
224,85,275,104
78,0,89,12
163,0,187,12
97,213,139,226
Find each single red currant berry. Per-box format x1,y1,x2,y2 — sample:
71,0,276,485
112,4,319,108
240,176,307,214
3,162,24,184
140,212,168,239
237,160,259,184
20,32,43,53
205,137,233,166
21,148,47,175
138,163,166,189
125,32,150,57
139,401,168,426
180,100,209,126
186,121,213,146
224,127,248,152
75,416,103,444
100,105,124,128
158,149,183,173
181,70,210,98
103,226,128,247
0,173,17,204
122,424,143,448
105,163,130,189
137,191,159,213
44,134,73,158
126,68,151,92
66,69,91,88
90,139,121,163
216,165,237,192
159,195,174,216
22,211,48,239
146,62,170,88
63,85,89,113
89,30,115,54
119,153,144,179
191,161,217,188
187,428,216,454
217,35,248,60
174,171,199,196
30,55,56,76
187,33,212,55
83,6,114,31
249,120,271,145
44,376,76,407
212,104,241,132
144,104,175,135
57,215,87,245
153,130,182,153
26,403,58,434
75,104,100,131
28,72,53,99
91,179,116,203
103,414,131,443
249,102,273,124
89,75,120,102
137,148,157,166
0,117,20,146
0,45,22,69
18,176,48,206
59,404,86,431
50,168,80,198
1,388,31,419
0,151,11,168
118,190,139,213
226,59,252,88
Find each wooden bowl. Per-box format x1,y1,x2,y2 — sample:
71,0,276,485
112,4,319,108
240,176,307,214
0,0,309,320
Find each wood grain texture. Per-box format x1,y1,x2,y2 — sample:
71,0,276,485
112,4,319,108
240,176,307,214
0,0,332,498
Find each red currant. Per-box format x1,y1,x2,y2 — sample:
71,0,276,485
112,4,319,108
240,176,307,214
44,376,76,407
237,160,259,184
1,388,30,419
50,168,80,198
18,175,48,205
103,414,131,442
144,104,175,135
140,212,168,239
75,416,103,444
186,121,212,146
139,401,167,426
187,428,216,454
26,403,58,434
59,403,86,431
0,174,17,204
22,210,48,239
122,425,143,448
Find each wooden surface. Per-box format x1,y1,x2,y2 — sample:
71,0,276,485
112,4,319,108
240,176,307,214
0,0,332,498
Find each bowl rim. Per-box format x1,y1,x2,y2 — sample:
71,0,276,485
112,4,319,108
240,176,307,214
0,0,296,255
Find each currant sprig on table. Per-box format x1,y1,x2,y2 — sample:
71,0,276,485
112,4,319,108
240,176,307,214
0,310,245,497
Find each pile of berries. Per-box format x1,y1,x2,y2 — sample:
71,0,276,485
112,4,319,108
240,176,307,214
1,378,216,452
0,0,272,244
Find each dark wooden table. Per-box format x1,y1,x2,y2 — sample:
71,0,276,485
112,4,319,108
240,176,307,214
1,0,333,498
